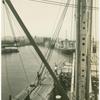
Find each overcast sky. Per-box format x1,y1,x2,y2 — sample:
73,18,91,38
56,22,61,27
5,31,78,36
1,0,99,40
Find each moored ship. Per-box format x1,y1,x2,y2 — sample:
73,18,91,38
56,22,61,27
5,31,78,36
2,47,19,54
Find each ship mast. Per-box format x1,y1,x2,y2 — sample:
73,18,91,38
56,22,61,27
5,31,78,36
86,0,93,100
76,0,92,100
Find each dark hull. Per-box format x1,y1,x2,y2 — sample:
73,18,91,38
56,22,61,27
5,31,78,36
57,48,75,55
2,48,19,54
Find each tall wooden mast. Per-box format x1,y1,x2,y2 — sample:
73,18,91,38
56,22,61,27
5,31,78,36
86,0,93,100
76,0,87,100
76,0,92,100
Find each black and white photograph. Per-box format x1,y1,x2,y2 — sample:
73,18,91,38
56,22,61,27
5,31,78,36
1,0,99,100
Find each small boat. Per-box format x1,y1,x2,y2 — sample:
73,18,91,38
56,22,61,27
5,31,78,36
2,47,19,54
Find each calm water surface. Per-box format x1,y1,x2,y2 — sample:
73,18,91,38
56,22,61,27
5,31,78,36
2,46,72,100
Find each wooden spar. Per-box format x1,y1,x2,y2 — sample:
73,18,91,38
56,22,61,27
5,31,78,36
75,0,81,99
76,0,89,100
4,0,69,100
70,53,75,100
86,0,93,100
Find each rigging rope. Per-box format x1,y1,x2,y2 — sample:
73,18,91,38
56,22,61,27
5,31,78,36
30,0,99,10
27,45,41,64
95,1,97,41
38,0,71,80
4,3,49,92
3,1,5,40
4,1,48,85
69,0,74,40
36,93,45,100
94,0,98,78
3,1,13,96
30,1,76,80
29,85,42,96
4,4,30,84
4,55,13,95
8,10,43,85
29,82,53,99
5,4,44,87
3,0,73,99
4,4,46,99
3,0,79,98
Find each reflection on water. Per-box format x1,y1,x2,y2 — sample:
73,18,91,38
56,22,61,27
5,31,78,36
2,46,72,100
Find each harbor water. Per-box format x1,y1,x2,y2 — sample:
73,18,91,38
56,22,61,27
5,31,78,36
1,46,73,100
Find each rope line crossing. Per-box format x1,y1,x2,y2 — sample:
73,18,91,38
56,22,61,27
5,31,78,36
5,3,30,84
30,0,99,10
